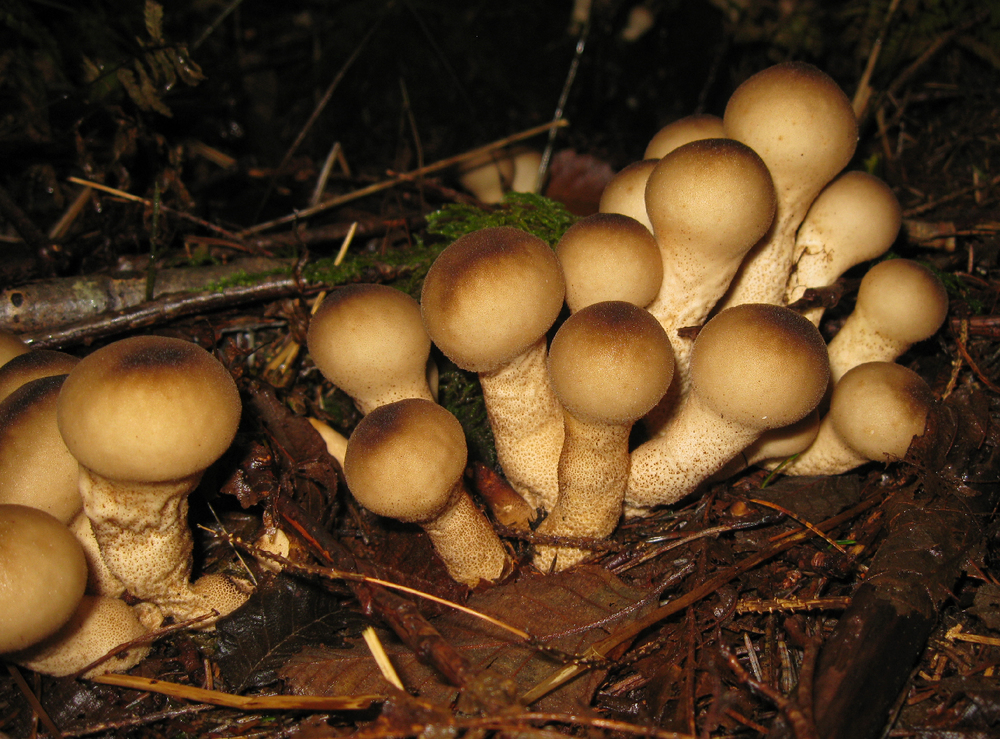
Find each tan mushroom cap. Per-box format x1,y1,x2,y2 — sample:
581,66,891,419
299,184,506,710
787,171,902,306
0,376,82,523
0,349,79,404
307,284,433,415
0,504,88,653
344,398,467,523
723,62,857,213
829,362,934,462
555,213,662,312
420,226,565,373
598,159,658,232
57,336,241,483
0,329,29,369
827,259,948,381
644,113,726,160
548,301,674,425
692,304,830,430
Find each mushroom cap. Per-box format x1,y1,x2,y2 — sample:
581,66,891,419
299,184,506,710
548,301,674,425
829,362,934,462
794,171,902,268
644,138,776,261
855,259,949,344
723,62,857,206
344,398,467,524
644,114,726,159
57,336,241,483
0,376,82,523
691,304,829,430
307,284,432,410
0,329,29,369
555,213,663,312
0,504,88,653
0,349,79,404
598,159,658,231
421,226,565,373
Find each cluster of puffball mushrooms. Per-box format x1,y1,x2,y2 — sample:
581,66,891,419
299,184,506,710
307,61,948,585
0,332,251,677
0,61,950,679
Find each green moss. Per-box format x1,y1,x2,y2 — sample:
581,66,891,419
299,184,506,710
426,192,578,247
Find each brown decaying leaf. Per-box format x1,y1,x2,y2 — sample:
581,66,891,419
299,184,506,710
280,564,655,713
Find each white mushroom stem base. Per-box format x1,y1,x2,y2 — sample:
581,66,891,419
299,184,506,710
772,419,869,476
826,323,908,383
479,339,564,512
534,415,629,572
716,211,802,309
80,469,247,624
625,395,760,517
421,490,510,587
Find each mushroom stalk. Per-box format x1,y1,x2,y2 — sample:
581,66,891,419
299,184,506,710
422,486,510,587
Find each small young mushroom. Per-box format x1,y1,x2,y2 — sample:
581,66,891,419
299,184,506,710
0,349,79,403
785,171,902,324
643,113,726,159
625,304,829,516
56,335,246,623
826,259,948,382
642,138,776,417
421,226,566,512
0,504,88,654
554,213,662,313
598,159,658,232
535,302,674,571
779,362,934,476
458,148,542,203
10,595,150,678
716,62,858,309
344,398,509,587
308,284,435,415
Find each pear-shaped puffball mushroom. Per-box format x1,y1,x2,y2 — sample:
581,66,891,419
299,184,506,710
344,398,509,587
555,213,662,313
535,302,674,571
826,259,948,382
779,362,934,476
308,284,434,415
644,114,726,159
57,335,246,624
0,329,29,369
717,62,858,309
0,376,81,523
10,595,150,678
458,148,542,203
786,171,902,324
421,226,566,512
0,349,78,403
643,139,776,399
598,160,657,232
0,504,88,654
625,304,829,516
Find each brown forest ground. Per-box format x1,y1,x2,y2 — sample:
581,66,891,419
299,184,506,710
1,1,999,738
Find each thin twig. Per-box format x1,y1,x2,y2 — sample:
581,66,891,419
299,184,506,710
6,663,64,739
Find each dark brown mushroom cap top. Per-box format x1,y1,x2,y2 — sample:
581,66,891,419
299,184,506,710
0,504,88,653
555,213,662,312
344,398,467,524
855,259,949,343
644,138,776,260
691,304,829,430
548,301,674,425
57,336,241,484
0,329,29,370
723,62,858,203
829,362,935,461
421,226,565,373
0,350,79,404
644,114,727,160
307,284,431,397
0,376,81,524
